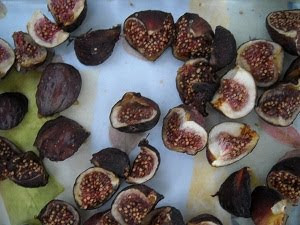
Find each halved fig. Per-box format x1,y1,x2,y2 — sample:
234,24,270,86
255,81,300,126
187,214,223,225
34,116,90,161
162,105,207,155
47,0,87,32
12,31,47,71
111,184,163,225
142,206,185,225
27,10,69,48
124,10,175,61
172,13,214,61
36,63,82,116
7,151,49,188
211,66,256,119
38,199,80,225
110,92,160,133
213,167,252,218
0,92,28,130
91,147,130,178
284,56,300,84
0,38,15,78
84,210,119,225
75,25,121,65
251,186,287,225
266,10,300,56
176,58,218,116
207,122,259,167
126,139,160,184
237,40,284,87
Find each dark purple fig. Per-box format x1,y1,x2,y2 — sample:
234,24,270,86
284,56,300,84
187,214,223,225
0,38,15,78
73,167,120,210
211,66,256,119
251,186,287,225
7,151,48,188
124,10,175,61
111,184,164,225
91,147,130,178
34,116,90,161
172,13,214,61
126,139,160,184
213,167,252,218
84,210,119,225
47,0,87,32
38,199,80,225
162,105,207,155
207,122,259,167
75,25,121,65
0,92,28,130
36,62,82,117
110,92,160,133
142,206,185,225
266,10,300,56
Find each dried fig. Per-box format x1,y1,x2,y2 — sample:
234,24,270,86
142,206,185,225
284,56,300,84
0,37,15,78
84,210,119,225
187,214,223,225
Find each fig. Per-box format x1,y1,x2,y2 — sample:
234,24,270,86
255,82,300,126
124,10,175,61
73,167,120,210
211,66,256,119
38,199,80,225
213,167,252,218
187,214,223,225
84,210,119,225
176,58,218,116
209,26,237,71
111,184,164,225
126,139,160,184
34,116,90,161
7,151,49,188
266,10,300,56
74,25,121,65
284,56,300,84
110,92,160,133
0,37,15,78
172,13,214,61
91,147,130,178
12,31,47,71
36,63,82,116
47,0,87,32
142,206,185,225
162,105,207,155
207,122,259,167
251,186,287,225
0,92,28,130
237,40,284,87
27,10,69,48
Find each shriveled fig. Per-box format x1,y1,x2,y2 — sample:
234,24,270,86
172,13,214,61
7,151,48,188
237,40,283,87
207,122,259,167
0,38,15,78
36,63,82,116
255,81,300,126
91,147,130,178
187,214,223,225
211,66,256,119
124,10,175,61
266,10,300,56
213,167,252,218
47,0,87,32
34,116,90,161
142,206,185,225
0,92,28,130
110,92,160,133
284,56,300,84
126,139,160,184
75,25,121,65
38,199,80,225
84,210,119,225
162,105,207,155
27,10,69,48
251,186,287,225
111,184,163,225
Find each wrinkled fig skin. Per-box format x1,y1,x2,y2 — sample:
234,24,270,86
0,92,28,130
36,63,82,117
91,147,130,178
84,210,119,225
34,116,90,161
187,214,223,225
284,57,300,84
75,25,121,65
143,206,185,225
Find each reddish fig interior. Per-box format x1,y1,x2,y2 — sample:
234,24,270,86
34,17,60,42
269,11,300,32
118,102,153,125
50,0,78,23
130,149,155,178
